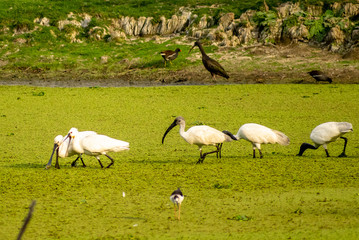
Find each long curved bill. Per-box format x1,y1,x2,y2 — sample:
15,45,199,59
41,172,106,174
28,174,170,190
45,143,58,169
162,120,177,144
189,45,195,54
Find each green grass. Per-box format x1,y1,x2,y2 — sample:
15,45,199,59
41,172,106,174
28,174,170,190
0,84,359,239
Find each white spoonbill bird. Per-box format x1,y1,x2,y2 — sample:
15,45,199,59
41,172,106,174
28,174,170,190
45,130,97,169
170,188,184,220
162,116,237,164
297,122,353,157
235,123,290,158
68,128,130,168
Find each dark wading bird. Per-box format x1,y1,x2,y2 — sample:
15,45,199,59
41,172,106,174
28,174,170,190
170,188,184,220
160,48,181,67
162,116,237,164
308,70,333,83
189,41,229,80
297,122,353,157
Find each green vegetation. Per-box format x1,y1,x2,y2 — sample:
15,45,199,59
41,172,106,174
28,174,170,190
0,84,359,239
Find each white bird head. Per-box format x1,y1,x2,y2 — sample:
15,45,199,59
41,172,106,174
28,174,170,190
45,135,64,169
162,116,185,144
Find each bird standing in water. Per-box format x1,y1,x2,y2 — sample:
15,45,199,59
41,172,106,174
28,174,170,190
170,188,184,220
189,41,229,80
160,48,181,67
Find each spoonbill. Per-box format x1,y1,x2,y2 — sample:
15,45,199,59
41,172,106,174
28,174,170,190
45,130,97,169
308,70,332,83
189,41,229,80
162,116,237,164
68,128,130,168
160,48,181,67
170,188,184,220
235,123,290,158
297,122,353,157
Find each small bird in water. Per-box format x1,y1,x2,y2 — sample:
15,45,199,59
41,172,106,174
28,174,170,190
308,70,332,83
170,188,184,220
160,48,181,67
189,41,229,80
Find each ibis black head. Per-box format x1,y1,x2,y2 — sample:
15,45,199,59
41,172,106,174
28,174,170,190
189,41,201,53
162,116,185,144
175,48,181,53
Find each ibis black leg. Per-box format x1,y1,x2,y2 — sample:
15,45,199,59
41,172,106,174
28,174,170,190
338,137,348,157
253,149,256,158
197,150,219,164
259,149,263,159
297,143,318,156
325,149,330,157
216,143,223,159
105,154,114,168
79,157,86,167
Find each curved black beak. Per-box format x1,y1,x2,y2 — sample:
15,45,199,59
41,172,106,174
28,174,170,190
45,143,58,169
189,45,195,54
162,120,178,144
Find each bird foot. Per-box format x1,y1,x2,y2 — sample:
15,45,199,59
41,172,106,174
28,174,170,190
196,158,204,164
338,152,347,158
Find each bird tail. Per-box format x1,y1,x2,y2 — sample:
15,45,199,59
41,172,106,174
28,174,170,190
273,130,290,146
222,130,237,140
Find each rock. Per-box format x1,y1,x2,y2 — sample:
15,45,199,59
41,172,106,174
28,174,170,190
306,4,323,16
327,26,345,44
89,26,107,41
288,24,309,41
219,13,235,30
277,2,301,18
80,14,92,28
343,3,359,17
34,17,50,26
101,56,109,64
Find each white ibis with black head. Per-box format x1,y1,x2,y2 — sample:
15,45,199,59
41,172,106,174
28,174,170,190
162,116,237,163
45,130,97,169
67,128,130,168
170,188,184,220
297,122,353,157
235,123,290,158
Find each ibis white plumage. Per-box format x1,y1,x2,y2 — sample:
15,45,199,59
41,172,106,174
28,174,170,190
67,128,130,168
297,122,353,157
45,130,97,169
162,116,237,163
170,188,184,220
235,123,290,158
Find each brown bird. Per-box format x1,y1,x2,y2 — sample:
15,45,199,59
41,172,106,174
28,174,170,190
160,48,181,67
189,41,229,80
308,70,332,83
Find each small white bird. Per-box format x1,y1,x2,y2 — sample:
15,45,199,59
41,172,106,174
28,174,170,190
235,123,290,158
297,122,353,157
67,128,129,168
170,188,184,220
162,116,237,164
45,130,97,169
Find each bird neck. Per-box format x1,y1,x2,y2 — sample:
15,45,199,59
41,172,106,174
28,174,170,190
197,43,208,58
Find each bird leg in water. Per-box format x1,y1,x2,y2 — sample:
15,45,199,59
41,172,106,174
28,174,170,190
297,143,318,156
55,148,60,169
105,154,115,168
96,156,104,168
258,149,263,159
71,156,86,167
197,149,220,164
216,143,223,158
338,137,348,157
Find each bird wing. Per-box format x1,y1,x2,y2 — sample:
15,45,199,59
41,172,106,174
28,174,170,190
238,123,284,145
185,126,227,146
203,57,229,78
81,135,129,155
